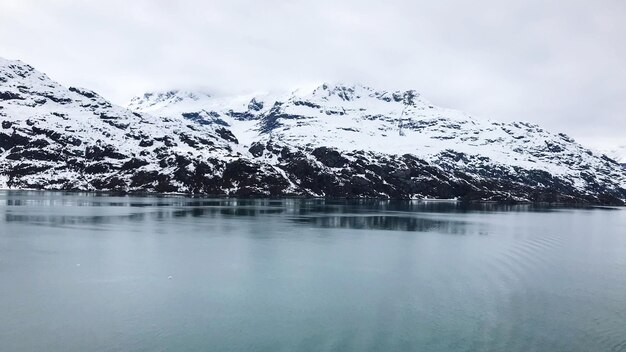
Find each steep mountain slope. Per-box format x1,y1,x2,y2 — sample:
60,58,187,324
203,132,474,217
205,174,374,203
129,84,626,204
0,58,284,193
1,57,625,204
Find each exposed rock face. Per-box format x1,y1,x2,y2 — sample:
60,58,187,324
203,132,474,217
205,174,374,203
1,57,625,204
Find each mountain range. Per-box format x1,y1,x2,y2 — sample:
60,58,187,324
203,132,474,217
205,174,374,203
1,57,625,204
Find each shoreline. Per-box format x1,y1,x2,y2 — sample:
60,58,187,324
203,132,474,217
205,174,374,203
0,188,624,207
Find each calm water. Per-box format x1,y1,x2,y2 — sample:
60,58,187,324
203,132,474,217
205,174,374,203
1,191,625,352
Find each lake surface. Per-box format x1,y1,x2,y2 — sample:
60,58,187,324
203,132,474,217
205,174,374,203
1,191,625,352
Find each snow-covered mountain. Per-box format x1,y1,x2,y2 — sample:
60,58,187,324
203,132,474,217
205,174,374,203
2,57,625,204
130,84,625,178
603,146,626,166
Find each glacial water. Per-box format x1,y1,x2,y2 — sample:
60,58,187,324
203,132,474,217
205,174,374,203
1,191,625,351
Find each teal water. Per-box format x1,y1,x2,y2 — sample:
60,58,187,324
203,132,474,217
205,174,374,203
1,191,625,351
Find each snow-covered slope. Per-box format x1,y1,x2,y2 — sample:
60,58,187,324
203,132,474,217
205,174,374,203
603,146,626,166
128,83,626,202
1,57,625,204
0,58,278,192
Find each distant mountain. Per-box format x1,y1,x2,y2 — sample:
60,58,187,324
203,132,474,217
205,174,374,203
1,58,625,204
602,146,626,169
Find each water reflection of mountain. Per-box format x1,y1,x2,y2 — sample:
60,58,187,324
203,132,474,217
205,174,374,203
1,191,601,232
288,214,473,233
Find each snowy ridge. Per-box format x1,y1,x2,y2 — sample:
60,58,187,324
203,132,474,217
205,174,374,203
129,83,626,193
0,58,252,191
1,57,625,204
127,90,213,111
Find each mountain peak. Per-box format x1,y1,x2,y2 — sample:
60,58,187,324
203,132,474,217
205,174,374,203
308,82,368,101
287,82,424,106
0,57,27,67
127,89,212,111
0,57,46,83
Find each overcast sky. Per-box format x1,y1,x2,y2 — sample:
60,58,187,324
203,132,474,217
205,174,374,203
1,0,624,150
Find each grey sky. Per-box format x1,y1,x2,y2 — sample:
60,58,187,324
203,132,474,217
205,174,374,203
1,0,624,150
